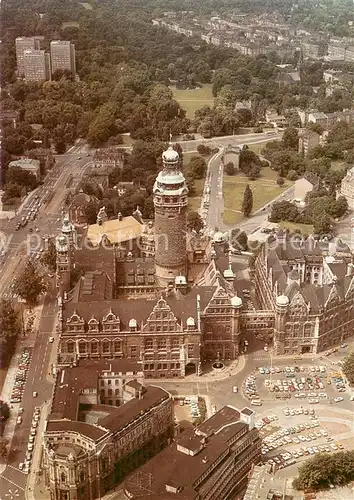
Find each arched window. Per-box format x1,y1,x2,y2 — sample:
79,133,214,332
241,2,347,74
60,472,67,483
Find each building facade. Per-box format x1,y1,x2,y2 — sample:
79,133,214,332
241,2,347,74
43,360,174,500
255,232,354,355
15,37,40,76
23,49,51,82
341,166,354,210
124,405,261,500
50,40,76,77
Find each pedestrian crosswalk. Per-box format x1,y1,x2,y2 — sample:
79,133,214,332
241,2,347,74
253,353,271,362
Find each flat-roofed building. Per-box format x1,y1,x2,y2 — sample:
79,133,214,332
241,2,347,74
23,49,51,82
50,40,76,77
124,405,261,500
15,36,40,76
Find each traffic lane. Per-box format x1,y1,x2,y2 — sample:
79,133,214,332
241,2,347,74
0,471,25,500
10,295,57,464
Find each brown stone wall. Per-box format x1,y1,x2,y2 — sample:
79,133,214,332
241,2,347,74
155,207,187,268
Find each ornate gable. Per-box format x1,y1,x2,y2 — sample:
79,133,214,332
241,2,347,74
325,284,340,308
67,310,84,324
204,286,232,313
142,298,182,333
290,291,307,310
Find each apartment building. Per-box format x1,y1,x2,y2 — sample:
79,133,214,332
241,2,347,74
23,49,51,82
50,40,76,77
15,37,40,76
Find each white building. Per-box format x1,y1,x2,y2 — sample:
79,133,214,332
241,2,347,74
341,166,354,210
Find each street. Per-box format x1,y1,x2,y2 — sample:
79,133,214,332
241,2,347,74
0,290,57,500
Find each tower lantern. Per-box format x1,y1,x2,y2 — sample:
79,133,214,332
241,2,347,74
153,146,188,286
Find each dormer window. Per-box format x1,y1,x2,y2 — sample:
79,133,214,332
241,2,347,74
129,319,137,332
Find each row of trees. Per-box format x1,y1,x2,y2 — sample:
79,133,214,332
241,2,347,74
270,193,348,234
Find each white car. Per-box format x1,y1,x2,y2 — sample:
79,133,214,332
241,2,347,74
233,386,238,393
16,416,22,424
334,397,344,403
32,391,38,397
49,337,54,343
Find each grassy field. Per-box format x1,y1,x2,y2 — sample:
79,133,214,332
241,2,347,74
278,221,314,235
171,84,214,119
0,368,7,394
223,167,293,225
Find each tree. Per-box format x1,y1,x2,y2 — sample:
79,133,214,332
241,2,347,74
83,201,99,225
187,211,204,233
343,353,354,386
276,176,285,187
0,299,21,363
0,401,10,424
293,451,354,491
0,438,8,458
14,261,47,307
224,162,235,176
41,239,57,273
282,127,299,150
314,213,331,234
230,229,248,251
242,185,253,217
270,201,299,223
188,155,207,180
335,195,348,218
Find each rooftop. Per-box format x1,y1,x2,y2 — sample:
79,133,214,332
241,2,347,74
98,386,170,434
87,216,143,246
124,406,251,499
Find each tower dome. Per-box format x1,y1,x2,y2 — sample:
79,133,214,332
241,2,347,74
276,294,289,307
231,295,243,308
162,146,179,164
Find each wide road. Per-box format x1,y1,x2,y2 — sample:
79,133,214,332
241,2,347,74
0,154,92,299
0,289,58,500
180,132,282,152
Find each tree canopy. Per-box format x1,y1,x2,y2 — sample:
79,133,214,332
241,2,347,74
242,184,253,217
342,353,354,386
14,261,47,307
293,451,354,491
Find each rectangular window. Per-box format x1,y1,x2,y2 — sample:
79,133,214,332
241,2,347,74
91,342,98,354
158,339,166,349
145,339,153,350
103,341,110,353
114,341,122,352
131,346,137,357
171,339,179,349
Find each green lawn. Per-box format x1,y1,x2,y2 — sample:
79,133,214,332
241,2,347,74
278,221,314,235
223,167,293,225
171,84,214,119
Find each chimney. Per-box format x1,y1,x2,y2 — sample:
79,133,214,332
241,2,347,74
138,388,143,400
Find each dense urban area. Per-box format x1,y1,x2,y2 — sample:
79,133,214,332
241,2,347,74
0,0,354,499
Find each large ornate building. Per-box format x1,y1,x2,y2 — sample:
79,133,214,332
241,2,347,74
43,359,174,500
255,231,354,355
55,147,354,379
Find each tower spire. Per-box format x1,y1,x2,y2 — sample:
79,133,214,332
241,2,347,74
169,128,172,146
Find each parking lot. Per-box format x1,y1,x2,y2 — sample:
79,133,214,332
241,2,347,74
255,404,352,472
10,347,33,404
252,364,352,406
